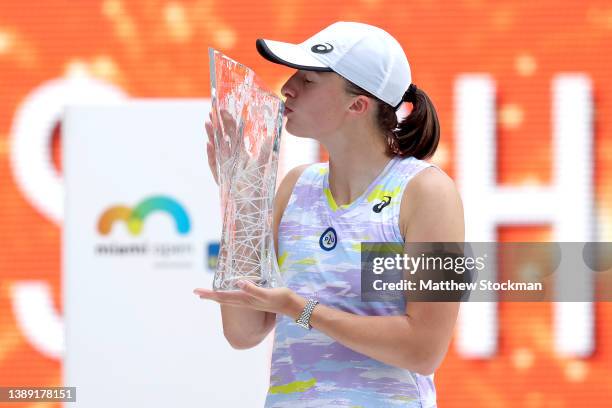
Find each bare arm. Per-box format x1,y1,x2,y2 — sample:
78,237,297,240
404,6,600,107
217,162,309,349
282,166,464,374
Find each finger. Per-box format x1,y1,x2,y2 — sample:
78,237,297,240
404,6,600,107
205,139,216,167
204,122,218,173
237,280,266,299
193,288,219,301
220,109,237,135
192,296,252,308
206,142,216,164
194,288,261,309
199,298,245,307
193,288,242,301
205,121,214,142
206,144,219,184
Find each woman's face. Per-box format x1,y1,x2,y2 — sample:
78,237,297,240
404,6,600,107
280,70,353,139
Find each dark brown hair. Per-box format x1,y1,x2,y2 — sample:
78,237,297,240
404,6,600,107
344,80,440,159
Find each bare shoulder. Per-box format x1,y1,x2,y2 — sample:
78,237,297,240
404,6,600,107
399,166,464,242
273,164,311,225
405,166,459,205
275,164,311,208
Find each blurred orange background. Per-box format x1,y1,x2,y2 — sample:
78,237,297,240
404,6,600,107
1,1,612,407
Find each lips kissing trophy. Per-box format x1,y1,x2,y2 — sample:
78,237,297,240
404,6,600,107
208,48,285,291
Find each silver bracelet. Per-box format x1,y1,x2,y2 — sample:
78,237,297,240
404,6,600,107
295,299,319,330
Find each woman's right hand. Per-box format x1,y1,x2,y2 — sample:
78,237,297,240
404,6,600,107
205,107,241,186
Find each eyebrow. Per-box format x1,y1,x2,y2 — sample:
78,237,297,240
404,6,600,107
300,70,320,76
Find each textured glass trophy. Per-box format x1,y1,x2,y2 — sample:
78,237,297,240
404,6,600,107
208,48,284,291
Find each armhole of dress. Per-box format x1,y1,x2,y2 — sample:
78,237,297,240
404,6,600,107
393,162,442,243
278,163,322,229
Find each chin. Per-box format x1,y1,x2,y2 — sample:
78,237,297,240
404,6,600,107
287,131,312,139
284,121,312,139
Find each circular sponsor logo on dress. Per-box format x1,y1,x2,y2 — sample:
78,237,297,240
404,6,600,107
311,43,334,54
319,227,337,251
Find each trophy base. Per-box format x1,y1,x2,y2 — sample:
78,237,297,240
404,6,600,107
213,275,273,291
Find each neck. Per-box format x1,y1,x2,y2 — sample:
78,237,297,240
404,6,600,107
323,128,394,207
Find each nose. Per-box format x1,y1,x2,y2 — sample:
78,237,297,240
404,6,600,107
281,73,298,100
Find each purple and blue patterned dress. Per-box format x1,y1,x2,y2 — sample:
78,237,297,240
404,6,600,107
265,156,440,408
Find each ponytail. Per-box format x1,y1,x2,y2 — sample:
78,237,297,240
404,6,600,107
389,86,440,159
344,80,440,160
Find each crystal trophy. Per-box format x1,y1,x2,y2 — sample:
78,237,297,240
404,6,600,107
208,48,284,291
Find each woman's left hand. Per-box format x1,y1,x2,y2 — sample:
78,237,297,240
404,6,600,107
193,281,304,317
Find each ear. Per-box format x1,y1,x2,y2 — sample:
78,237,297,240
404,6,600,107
348,95,371,115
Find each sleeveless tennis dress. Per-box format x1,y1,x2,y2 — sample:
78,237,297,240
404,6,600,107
265,155,441,408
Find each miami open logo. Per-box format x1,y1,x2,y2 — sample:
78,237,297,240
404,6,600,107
97,195,191,236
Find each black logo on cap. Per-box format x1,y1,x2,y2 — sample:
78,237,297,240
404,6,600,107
311,43,334,54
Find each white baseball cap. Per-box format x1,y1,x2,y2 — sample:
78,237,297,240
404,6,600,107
256,21,412,108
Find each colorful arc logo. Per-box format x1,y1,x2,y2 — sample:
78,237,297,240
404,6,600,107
97,196,191,236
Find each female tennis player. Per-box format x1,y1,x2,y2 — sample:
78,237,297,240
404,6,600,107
195,21,464,408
